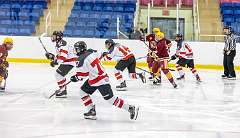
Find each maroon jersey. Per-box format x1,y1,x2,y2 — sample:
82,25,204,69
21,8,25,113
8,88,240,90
0,45,8,62
155,38,171,59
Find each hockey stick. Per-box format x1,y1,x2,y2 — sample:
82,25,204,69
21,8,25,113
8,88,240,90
38,33,48,53
136,66,152,74
48,81,71,99
135,56,147,61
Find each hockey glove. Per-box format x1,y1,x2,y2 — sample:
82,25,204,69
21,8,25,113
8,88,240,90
50,59,58,67
70,75,80,82
171,54,177,60
45,52,55,60
102,52,108,57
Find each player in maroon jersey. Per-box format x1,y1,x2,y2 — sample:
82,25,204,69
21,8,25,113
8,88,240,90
0,37,13,92
147,32,177,88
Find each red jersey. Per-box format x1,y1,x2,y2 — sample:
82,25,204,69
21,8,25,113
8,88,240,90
0,44,8,61
155,38,171,59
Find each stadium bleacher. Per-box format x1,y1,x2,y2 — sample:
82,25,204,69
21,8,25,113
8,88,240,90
64,0,136,38
140,0,193,7
219,0,240,34
0,0,47,36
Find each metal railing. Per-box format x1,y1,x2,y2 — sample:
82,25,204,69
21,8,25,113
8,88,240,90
45,11,52,35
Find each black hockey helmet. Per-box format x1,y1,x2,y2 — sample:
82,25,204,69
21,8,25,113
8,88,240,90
74,41,87,56
105,39,115,50
175,33,183,42
176,34,183,38
105,39,115,46
51,31,63,42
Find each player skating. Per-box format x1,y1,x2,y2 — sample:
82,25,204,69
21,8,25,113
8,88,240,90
170,34,201,82
70,41,139,120
102,39,146,91
45,31,76,98
0,37,13,92
146,32,177,88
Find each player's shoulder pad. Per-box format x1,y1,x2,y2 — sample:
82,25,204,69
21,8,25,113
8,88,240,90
59,40,67,47
76,51,92,67
87,49,97,53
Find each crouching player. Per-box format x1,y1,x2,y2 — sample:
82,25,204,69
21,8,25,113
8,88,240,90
70,41,139,120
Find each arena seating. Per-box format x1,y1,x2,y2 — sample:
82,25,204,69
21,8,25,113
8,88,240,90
140,0,193,7
64,0,136,38
219,0,240,34
0,0,47,36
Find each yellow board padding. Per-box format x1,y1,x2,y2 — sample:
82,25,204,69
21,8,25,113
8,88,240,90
6,58,240,70
7,58,50,63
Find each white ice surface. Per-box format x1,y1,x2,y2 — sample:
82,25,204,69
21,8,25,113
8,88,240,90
0,63,240,138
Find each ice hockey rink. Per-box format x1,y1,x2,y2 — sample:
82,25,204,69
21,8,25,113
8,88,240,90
0,63,240,138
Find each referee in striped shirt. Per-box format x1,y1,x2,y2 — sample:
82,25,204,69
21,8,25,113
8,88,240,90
222,26,239,79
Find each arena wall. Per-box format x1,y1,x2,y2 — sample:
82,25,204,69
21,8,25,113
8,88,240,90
1,36,239,70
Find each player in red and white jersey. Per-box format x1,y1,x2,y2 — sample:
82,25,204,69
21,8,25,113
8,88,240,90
0,37,13,92
102,39,146,91
70,41,139,120
171,34,201,82
45,31,76,98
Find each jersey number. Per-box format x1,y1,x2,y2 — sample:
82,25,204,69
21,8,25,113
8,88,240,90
91,58,104,75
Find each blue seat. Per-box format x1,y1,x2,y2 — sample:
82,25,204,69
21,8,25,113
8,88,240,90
103,5,113,12
66,21,75,26
7,28,19,34
19,28,32,35
84,30,95,37
234,10,240,15
79,13,89,19
76,22,85,27
0,28,7,35
223,10,233,15
114,6,124,12
224,17,234,23
73,30,84,37
24,20,35,26
124,6,135,13
71,12,78,18
82,4,92,11
87,22,97,27
101,13,111,19
22,4,33,9
64,29,73,37
1,20,12,25
93,4,103,11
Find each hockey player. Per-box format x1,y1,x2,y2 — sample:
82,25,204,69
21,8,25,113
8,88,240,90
147,32,177,88
70,41,139,120
171,34,201,82
0,37,13,92
45,31,76,98
146,34,156,81
103,39,146,90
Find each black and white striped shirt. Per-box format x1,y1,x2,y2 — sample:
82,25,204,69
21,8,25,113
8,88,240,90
224,34,240,51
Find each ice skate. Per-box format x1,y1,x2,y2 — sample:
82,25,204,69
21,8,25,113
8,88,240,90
153,77,161,85
227,75,236,80
196,75,202,82
128,105,139,120
0,79,6,92
137,72,146,83
172,82,178,88
221,74,228,79
116,81,127,91
177,74,185,80
84,105,97,120
55,89,67,98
